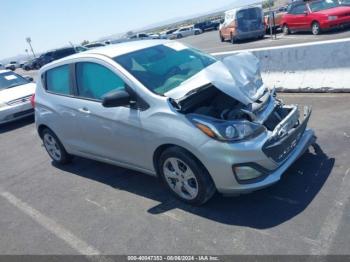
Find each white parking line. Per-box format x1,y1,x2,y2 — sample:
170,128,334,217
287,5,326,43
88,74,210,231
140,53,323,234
211,37,350,55
0,191,103,258
311,167,350,254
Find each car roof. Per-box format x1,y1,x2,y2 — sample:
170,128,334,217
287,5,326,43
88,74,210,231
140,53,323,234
68,40,170,59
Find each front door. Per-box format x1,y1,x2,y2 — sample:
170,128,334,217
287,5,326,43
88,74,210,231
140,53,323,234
72,61,145,168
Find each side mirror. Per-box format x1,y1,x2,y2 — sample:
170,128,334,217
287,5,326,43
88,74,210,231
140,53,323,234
303,11,308,16
102,90,131,108
24,75,34,82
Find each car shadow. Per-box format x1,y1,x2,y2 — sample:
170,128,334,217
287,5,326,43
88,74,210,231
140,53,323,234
53,143,333,229
0,116,34,134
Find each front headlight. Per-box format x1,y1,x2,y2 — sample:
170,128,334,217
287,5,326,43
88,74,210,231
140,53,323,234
188,115,266,142
328,15,338,21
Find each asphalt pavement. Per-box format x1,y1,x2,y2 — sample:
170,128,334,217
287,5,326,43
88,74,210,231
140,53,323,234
0,94,349,255
178,28,350,53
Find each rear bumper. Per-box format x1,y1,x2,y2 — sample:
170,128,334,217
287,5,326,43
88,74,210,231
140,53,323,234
236,29,265,40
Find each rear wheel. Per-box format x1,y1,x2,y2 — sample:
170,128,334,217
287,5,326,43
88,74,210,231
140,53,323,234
158,147,216,205
283,24,290,35
311,22,321,35
42,128,72,165
177,34,183,39
230,34,235,44
219,33,225,42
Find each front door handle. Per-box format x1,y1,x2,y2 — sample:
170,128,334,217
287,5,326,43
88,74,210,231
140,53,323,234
78,107,91,114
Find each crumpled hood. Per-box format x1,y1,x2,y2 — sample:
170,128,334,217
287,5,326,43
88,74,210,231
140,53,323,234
0,83,36,103
165,52,266,105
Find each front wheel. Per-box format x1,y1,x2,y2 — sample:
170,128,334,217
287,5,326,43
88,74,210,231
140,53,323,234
159,147,216,205
230,34,235,44
219,33,225,42
42,128,72,165
312,22,321,35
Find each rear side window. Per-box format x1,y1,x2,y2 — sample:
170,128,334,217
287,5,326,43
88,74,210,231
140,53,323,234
290,4,307,14
46,65,71,95
76,62,125,100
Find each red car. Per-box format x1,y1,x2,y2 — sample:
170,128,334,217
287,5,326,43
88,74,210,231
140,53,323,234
281,0,350,35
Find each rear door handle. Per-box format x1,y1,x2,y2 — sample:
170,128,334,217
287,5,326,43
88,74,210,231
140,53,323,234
78,107,91,114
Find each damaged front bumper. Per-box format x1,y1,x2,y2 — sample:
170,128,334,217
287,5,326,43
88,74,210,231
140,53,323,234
196,95,316,195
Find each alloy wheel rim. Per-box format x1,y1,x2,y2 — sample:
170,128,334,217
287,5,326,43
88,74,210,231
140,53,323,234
312,24,319,34
43,134,62,161
163,157,199,200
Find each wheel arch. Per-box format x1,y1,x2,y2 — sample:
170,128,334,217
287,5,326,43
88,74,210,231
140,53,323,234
153,144,212,180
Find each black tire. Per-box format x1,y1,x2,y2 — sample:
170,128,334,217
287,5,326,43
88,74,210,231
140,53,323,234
158,147,216,205
42,128,72,165
219,33,225,42
283,24,290,35
194,31,200,35
177,34,183,39
311,21,321,35
230,34,235,44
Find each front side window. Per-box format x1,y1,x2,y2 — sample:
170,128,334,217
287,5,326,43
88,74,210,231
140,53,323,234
46,65,71,95
114,44,216,95
290,4,307,14
309,0,339,11
76,62,125,100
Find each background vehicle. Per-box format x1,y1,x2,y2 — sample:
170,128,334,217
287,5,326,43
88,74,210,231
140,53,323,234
34,40,314,205
0,64,3,69
37,46,87,68
281,0,350,35
23,58,40,71
194,20,220,31
172,26,202,39
5,61,18,71
83,42,106,49
219,6,265,43
0,70,35,124
160,28,178,39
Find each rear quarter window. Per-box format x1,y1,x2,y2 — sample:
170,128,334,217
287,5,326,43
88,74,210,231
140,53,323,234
45,65,71,95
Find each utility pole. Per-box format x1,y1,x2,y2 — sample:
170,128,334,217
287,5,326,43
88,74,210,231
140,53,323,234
25,37,36,58
269,0,273,39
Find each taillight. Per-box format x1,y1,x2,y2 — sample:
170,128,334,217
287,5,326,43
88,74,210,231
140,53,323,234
30,94,35,108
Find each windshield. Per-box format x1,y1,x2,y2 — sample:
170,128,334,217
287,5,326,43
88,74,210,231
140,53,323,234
0,72,29,90
114,43,216,95
309,0,339,12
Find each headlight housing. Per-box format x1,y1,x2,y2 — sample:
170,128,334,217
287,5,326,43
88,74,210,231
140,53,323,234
328,15,338,21
188,115,266,142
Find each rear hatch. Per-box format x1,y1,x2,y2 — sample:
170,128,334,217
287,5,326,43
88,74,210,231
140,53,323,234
237,7,263,32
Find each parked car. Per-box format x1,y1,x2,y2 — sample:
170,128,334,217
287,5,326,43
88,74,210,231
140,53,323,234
129,33,153,40
0,64,3,69
160,28,179,39
281,0,350,35
5,61,18,71
194,20,220,31
83,42,106,49
37,46,87,68
340,0,350,5
0,70,35,124
33,40,315,205
172,26,202,39
219,6,265,43
23,58,40,71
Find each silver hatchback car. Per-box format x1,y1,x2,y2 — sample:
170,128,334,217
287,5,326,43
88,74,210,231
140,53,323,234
34,40,315,205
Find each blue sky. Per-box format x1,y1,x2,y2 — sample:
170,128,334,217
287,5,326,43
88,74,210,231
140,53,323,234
0,0,257,59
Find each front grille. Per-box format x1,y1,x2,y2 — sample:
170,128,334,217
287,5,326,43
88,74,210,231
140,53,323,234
7,95,32,106
262,109,311,163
